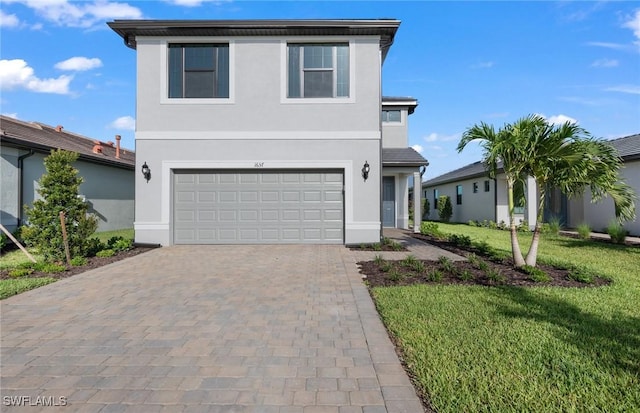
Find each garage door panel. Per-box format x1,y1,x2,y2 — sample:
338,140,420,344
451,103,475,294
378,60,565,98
174,170,343,244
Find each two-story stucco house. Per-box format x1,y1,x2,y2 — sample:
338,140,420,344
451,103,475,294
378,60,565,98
108,19,427,246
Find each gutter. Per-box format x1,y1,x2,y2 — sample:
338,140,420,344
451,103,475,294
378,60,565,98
17,150,35,227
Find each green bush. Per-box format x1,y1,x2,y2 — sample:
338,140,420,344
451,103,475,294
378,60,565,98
37,263,66,273
373,254,385,266
567,266,595,284
83,237,105,257
606,221,628,244
96,249,115,258
21,150,98,261
467,220,478,227
486,268,506,283
427,269,443,282
107,236,133,252
546,217,562,236
0,233,6,250
421,221,444,238
517,219,531,232
459,269,474,281
437,195,453,223
387,269,405,282
9,268,33,278
448,233,472,247
521,265,552,283
422,198,430,219
576,223,592,240
70,256,87,266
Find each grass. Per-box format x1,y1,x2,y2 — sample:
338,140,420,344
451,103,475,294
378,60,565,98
0,277,57,300
0,228,133,299
372,222,640,412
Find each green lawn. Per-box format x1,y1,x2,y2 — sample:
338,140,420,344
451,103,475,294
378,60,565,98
372,223,640,412
0,228,134,299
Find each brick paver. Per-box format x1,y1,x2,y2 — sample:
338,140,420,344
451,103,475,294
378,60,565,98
1,241,437,412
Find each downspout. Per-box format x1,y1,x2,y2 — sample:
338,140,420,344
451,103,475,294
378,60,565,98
17,150,35,227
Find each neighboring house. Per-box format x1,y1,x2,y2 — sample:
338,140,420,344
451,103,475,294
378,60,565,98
0,115,135,233
421,162,537,228
564,134,639,236
422,133,639,236
108,19,428,246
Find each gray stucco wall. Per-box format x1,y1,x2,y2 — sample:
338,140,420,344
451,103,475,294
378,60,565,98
567,160,639,236
1,147,20,232
381,110,408,148
11,152,134,233
133,35,384,245
423,177,496,223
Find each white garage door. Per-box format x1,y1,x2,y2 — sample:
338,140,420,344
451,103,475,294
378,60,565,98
173,170,344,244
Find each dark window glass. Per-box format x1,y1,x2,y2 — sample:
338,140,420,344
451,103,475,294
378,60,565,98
456,185,462,205
168,44,229,98
473,182,478,193
484,180,490,192
288,44,349,98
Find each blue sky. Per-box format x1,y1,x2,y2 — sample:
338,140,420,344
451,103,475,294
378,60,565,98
1,1,639,180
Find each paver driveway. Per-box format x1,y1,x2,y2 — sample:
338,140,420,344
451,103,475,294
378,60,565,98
1,245,424,412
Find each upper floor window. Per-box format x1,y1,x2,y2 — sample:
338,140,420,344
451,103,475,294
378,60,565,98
288,44,349,98
168,43,229,98
484,180,491,192
473,182,478,193
382,110,401,123
456,185,462,205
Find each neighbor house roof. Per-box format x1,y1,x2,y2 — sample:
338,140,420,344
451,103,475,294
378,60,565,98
608,133,640,161
422,132,640,187
0,115,135,169
382,148,428,167
422,161,495,187
107,19,400,61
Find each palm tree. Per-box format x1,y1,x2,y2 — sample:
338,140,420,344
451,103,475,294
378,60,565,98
457,119,532,267
520,118,636,266
459,115,636,268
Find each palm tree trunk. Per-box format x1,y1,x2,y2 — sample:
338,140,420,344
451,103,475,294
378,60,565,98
525,189,546,267
508,178,525,267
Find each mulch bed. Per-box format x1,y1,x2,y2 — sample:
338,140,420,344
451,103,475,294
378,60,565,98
358,233,611,288
0,247,155,280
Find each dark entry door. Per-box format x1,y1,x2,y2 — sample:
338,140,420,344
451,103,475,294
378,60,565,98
382,176,395,227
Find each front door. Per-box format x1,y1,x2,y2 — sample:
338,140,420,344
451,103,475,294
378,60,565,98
382,176,395,227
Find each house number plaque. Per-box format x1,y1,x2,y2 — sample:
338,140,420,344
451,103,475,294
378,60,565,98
254,162,264,168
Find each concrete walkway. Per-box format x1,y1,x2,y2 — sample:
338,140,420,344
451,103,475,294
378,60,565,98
0,243,441,413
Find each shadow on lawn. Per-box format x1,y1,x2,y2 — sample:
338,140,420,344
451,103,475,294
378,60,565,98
489,287,640,377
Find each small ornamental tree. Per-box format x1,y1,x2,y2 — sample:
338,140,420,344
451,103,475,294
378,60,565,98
22,150,98,261
437,195,453,222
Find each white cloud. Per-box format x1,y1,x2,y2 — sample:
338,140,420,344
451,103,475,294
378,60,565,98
428,145,443,151
622,9,640,45
55,57,103,71
605,85,640,94
590,58,618,68
0,59,72,94
411,144,424,154
10,0,142,29
2,112,19,119
471,61,495,69
544,114,578,126
0,10,20,28
166,0,232,6
586,41,628,51
423,132,460,143
109,116,135,130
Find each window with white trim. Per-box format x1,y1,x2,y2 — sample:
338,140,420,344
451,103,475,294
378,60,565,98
168,43,229,98
287,44,349,98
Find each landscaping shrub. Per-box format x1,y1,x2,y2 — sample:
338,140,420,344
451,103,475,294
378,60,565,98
107,236,133,252
520,265,552,283
427,269,443,282
21,150,98,261
546,217,562,236
83,237,105,257
421,221,445,238
9,268,33,278
576,222,592,240
567,266,595,284
422,198,430,219
437,195,453,222
606,221,628,244
448,233,472,247
70,256,87,266
96,249,115,258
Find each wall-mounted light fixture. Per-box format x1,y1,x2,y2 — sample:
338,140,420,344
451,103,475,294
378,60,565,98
141,162,151,183
361,160,370,181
